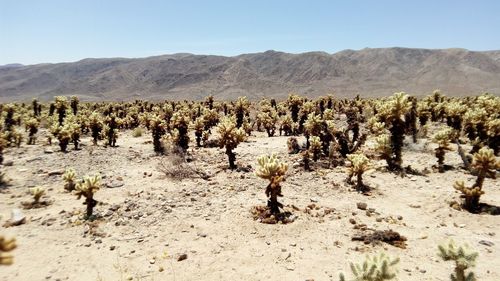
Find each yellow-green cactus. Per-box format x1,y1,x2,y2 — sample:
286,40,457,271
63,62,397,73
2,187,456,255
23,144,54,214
255,154,288,214
346,153,371,192
438,240,478,281
453,147,499,211
29,186,45,204
433,128,454,172
309,135,322,161
75,175,101,218
217,117,246,169
339,252,399,281
0,236,16,265
62,168,77,191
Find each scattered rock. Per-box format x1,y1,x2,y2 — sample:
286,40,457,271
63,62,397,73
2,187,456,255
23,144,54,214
48,170,64,176
44,148,54,154
3,160,14,166
356,202,367,210
3,209,26,227
479,240,494,247
349,218,357,225
177,253,188,261
105,181,124,188
110,245,116,251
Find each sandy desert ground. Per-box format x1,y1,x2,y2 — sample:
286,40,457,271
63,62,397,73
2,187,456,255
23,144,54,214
1,129,499,281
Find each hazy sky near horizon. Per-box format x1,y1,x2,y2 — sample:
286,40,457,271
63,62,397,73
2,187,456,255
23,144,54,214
1,0,499,65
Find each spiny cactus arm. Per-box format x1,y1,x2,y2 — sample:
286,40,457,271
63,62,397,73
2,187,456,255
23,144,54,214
0,236,16,265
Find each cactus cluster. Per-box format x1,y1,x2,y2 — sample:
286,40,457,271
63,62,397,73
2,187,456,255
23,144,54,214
339,252,399,281
438,240,478,281
453,147,499,212
217,117,246,169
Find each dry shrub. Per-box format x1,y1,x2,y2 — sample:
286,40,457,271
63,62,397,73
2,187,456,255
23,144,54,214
157,154,209,180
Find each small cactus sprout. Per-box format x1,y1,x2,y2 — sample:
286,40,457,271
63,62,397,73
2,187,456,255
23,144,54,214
346,153,371,192
29,186,45,204
75,175,101,219
309,135,322,161
438,240,478,281
453,147,500,212
339,252,399,281
433,128,453,172
217,117,246,169
255,154,289,215
63,168,77,191
0,236,16,265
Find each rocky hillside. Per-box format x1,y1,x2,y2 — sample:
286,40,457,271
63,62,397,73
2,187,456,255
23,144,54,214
1,48,500,101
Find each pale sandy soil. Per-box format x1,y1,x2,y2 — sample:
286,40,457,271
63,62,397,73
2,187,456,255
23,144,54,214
1,130,499,281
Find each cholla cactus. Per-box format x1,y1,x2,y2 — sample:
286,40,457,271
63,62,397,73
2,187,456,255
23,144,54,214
234,96,250,128
366,117,386,136
346,153,371,192
255,154,288,214
374,134,394,168
309,136,322,161
453,147,500,211
62,168,77,191
438,240,478,281
280,114,294,136
170,111,190,151
104,113,120,147
339,252,399,281
433,128,454,173
486,118,500,155
191,117,204,147
29,186,45,204
0,236,16,265
287,94,304,124
148,114,167,154
217,117,246,169
54,96,68,126
75,175,101,218
304,112,323,143
25,117,39,145
258,109,278,137
88,112,103,145
56,126,71,152
70,96,79,115
376,92,412,172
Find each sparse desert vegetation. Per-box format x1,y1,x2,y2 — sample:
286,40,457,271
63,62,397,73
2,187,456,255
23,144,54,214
0,92,499,280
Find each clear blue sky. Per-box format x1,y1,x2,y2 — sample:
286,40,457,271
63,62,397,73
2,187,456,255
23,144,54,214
1,0,499,65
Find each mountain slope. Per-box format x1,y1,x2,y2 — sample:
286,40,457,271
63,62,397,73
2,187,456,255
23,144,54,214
1,48,500,101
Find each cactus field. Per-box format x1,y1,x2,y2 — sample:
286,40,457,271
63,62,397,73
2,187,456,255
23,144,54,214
0,92,499,281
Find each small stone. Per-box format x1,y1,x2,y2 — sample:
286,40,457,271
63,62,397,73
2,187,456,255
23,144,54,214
106,181,124,188
110,245,116,251
177,253,188,261
349,218,356,225
397,215,403,220
356,202,367,210
419,269,426,274
479,240,494,247
376,217,383,222
44,148,54,154
310,198,318,203
3,160,13,166
48,170,64,176
149,259,156,264
198,233,207,238
409,204,421,208
4,209,26,227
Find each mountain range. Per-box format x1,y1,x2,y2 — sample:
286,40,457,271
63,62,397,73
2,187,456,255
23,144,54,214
1,47,500,102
